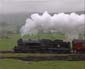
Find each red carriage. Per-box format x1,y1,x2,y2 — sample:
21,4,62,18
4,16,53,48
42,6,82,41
72,39,85,53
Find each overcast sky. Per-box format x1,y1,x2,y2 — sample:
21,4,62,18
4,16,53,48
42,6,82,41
0,0,84,14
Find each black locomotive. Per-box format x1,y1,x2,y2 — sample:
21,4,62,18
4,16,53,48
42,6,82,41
14,39,71,53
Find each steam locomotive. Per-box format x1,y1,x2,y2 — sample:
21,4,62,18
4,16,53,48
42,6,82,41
14,39,85,54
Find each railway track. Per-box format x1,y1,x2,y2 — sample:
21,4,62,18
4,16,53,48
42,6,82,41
0,50,85,61
0,50,14,53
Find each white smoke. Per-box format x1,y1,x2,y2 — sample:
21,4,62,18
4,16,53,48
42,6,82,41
20,11,85,39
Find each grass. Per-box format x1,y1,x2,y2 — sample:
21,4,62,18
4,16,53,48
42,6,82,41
0,59,85,69
0,34,20,50
0,34,65,50
0,34,85,69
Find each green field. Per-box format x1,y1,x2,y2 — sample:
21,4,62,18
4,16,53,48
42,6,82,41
0,34,85,69
0,34,65,50
0,34,20,50
0,59,85,69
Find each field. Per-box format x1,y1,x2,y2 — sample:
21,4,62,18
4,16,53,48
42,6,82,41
0,34,65,50
0,34,85,69
0,59,85,69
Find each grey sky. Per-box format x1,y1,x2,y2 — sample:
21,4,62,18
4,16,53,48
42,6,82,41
0,0,84,14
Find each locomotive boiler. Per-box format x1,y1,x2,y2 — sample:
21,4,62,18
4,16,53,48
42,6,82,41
14,39,70,53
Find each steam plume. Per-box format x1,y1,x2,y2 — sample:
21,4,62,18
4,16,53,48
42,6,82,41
20,11,85,40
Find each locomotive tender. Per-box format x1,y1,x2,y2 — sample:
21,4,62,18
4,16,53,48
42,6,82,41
14,39,85,53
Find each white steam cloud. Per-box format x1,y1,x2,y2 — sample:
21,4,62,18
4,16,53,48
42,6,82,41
20,11,85,39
